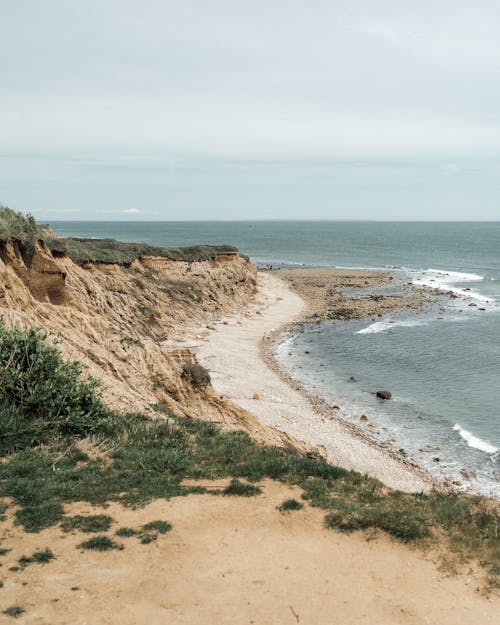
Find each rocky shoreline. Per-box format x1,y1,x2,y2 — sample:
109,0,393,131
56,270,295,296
259,267,438,490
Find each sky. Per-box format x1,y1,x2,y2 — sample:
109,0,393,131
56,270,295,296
1,0,500,221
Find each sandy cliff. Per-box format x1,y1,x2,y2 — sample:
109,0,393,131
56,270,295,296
0,239,304,448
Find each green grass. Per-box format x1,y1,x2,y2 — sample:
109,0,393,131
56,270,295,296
77,536,122,551
0,206,40,243
139,533,157,544
0,502,8,522
3,606,25,618
222,479,263,497
18,548,55,567
61,514,113,533
0,548,11,556
142,520,172,534
0,320,498,585
115,527,136,537
279,498,304,511
46,237,241,266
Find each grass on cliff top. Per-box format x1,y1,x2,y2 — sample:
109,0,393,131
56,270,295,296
0,319,498,587
46,237,241,265
0,206,42,243
0,205,243,265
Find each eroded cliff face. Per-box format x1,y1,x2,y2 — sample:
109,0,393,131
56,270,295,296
0,240,303,445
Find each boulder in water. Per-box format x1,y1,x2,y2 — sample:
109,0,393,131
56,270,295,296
376,390,392,400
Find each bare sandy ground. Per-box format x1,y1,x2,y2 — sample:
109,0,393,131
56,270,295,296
2,481,498,625
197,271,430,492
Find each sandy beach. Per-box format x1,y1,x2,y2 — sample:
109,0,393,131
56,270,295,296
197,270,432,493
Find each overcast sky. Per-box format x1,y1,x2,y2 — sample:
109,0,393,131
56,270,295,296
2,0,500,220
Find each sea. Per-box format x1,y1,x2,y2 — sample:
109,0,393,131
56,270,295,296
50,221,500,497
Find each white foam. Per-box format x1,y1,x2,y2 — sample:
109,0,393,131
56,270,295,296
453,424,498,455
356,319,427,334
411,268,493,303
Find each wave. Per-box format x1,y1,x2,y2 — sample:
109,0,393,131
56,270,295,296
356,319,428,334
410,268,493,303
453,424,498,455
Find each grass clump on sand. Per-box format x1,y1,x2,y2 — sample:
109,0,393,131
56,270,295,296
78,536,122,551
18,548,55,568
115,527,137,538
222,479,263,497
0,321,498,585
61,514,113,534
279,498,304,512
142,520,172,534
3,606,25,618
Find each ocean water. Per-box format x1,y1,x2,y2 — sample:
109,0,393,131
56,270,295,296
51,221,500,496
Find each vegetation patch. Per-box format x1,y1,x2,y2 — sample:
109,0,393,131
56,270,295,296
139,532,157,545
115,527,136,537
0,502,8,522
181,363,211,388
3,606,25,618
222,479,263,497
61,514,113,534
142,520,172,534
78,536,122,551
279,498,304,512
18,548,55,568
46,236,240,266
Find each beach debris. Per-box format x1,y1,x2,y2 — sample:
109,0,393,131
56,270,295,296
376,390,392,400
252,393,261,400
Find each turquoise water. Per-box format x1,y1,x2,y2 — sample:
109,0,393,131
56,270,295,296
51,221,500,496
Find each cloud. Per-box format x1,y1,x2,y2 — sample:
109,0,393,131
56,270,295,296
123,208,140,214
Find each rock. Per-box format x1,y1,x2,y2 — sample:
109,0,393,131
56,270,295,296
433,457,440,462
479,307,486,311
468,303,477,307
360,414,368,422
348,376,357,382
304,350,310,354
252,393,261,400
376,390,392,400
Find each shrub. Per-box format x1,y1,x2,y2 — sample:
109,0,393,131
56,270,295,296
139,533,157,544
77,536,122,551
0,319,117,455
279,499,304,512
15,501,64,533
116,527,136,537
142,520,172,534
18,548,55,567
181,363,211,388
3,606,25,618
222,479,262,497
61,515,113,534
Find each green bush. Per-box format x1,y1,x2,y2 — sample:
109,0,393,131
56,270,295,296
61,515,113,534
222,479,262,497
0,205,40,242
0,319,117,455
77,536,122,551
279,498,304,511
181,363,211,388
